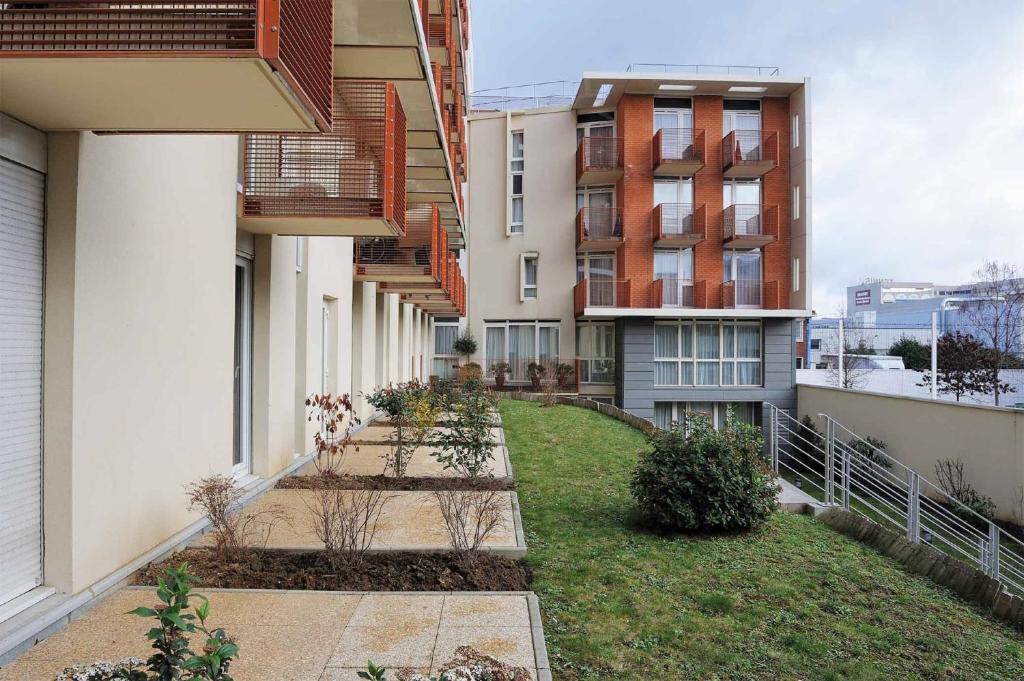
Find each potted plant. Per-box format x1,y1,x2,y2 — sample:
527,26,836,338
527,362,546,390
490,361,511,389
555,362,575,389
452,331,478,367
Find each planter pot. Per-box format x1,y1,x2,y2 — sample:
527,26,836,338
557,376,569,389
531,377,541,390
495,375,506,389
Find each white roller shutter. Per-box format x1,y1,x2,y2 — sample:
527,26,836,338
0,157,44,606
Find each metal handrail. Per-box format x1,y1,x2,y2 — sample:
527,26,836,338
626,63,780,76
656,203,698,236
767,405,1024,595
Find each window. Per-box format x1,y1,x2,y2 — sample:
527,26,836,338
792,257,801,293
654,248,695,306
792,185,800,220
810,338,821,350
509,130,524,234
485,320,560,382
576,322,615,384
432,322,460,378
723,250,763,307
792,113,800,148
576,252,617,306
521,253,538,300
654,401,757,431
655,321,762,386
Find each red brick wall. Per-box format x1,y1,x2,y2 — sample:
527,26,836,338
607,94,792,310
616,94,654,307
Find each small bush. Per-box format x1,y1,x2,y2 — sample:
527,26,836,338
934,458,996,524
631,413,778,532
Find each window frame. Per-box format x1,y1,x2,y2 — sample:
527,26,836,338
654,320,763,387
792,257,801,293
484,320,562,379
520,252,538,301
509,130,524,234
654,401,757,431
792,185,800,220
575,321,615,385
792,113,800,149
431,321,461,379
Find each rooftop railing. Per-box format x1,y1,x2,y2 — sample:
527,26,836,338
626,63,780,76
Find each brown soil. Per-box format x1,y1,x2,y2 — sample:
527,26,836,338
133,548,531,592
275,474,513,492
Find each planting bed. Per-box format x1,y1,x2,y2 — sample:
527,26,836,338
277,473,513,492
133,549,531,592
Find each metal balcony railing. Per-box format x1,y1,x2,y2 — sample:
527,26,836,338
241,80,407,235
652,128,705,171
0,0,333,130
652,278,707,308
653,203,706,241
723,280,780,309
576,136,624,183
723,204,779,245
576,207,623,248
768,406,1024,597
722,130,779,174
574,278,630,314
353,204,444,282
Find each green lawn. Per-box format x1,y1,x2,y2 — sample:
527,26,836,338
501,400,1024,681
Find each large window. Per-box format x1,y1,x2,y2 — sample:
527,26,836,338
654,401,757,431
432,322,460,378
655,321,762,386
510,131,524,234
485,321,560,382
576,322,615,384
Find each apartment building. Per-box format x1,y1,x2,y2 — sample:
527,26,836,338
0,0,469,653
466,70,811,428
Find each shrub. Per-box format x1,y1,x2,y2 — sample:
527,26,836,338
555,362,575,386
934,458,996,524
458,362,483,384
125,563,238,680
631,413,778,532
432,489,507,567
366,381,439,478
185,475,287,559
430,388,498,478
452,332,478,358
304,483,391,568
56,659,146,681
306,392,359,475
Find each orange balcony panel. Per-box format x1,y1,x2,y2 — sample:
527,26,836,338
653,204,705,248
239,80,407,237
722,204,778,248
574,278,631,316
651,279,708,309
576,207,623,252
722,130,779,178
723,280,780,310
576,136,624,185
0,0,332,132
653,128,705,175
353,204,443,285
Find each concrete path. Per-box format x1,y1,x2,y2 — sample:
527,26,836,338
194,489,527,558
0,589,549,681
777,478,824,513
351,426,505,446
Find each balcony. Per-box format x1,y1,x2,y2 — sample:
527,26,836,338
354,204,445,285
653,204,706,248
722,204,778,248
574,279,631,315
238,80,407,237
576,137,624,185
402,254,465,316
652,128,705,175
0,0,332,132
722,130,779,178
651,278,708,309
576,207,624,252
723,280,781,310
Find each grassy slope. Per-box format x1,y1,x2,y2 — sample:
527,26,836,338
501,400,1024,681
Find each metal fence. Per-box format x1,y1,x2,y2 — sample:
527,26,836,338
768,405,1024,595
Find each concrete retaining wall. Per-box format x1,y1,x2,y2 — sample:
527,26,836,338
798,385,1024,521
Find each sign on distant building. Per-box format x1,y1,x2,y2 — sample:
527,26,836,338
855,289,871,306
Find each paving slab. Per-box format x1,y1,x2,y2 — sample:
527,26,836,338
297,443,510,480
0,590,547,681
352,426,505,445
194,489,526,557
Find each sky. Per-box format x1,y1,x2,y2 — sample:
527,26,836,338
467,0,1024,314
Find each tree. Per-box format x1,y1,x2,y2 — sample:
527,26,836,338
888,335,930,372
960,261,1024,405
919,331,994,402
823,328,875,390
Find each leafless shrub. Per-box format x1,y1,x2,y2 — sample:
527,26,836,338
934,458,970,499
540,376,560,408
304,482,391,568
432,489,507,567
186,475,288,558
306,392,359,476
